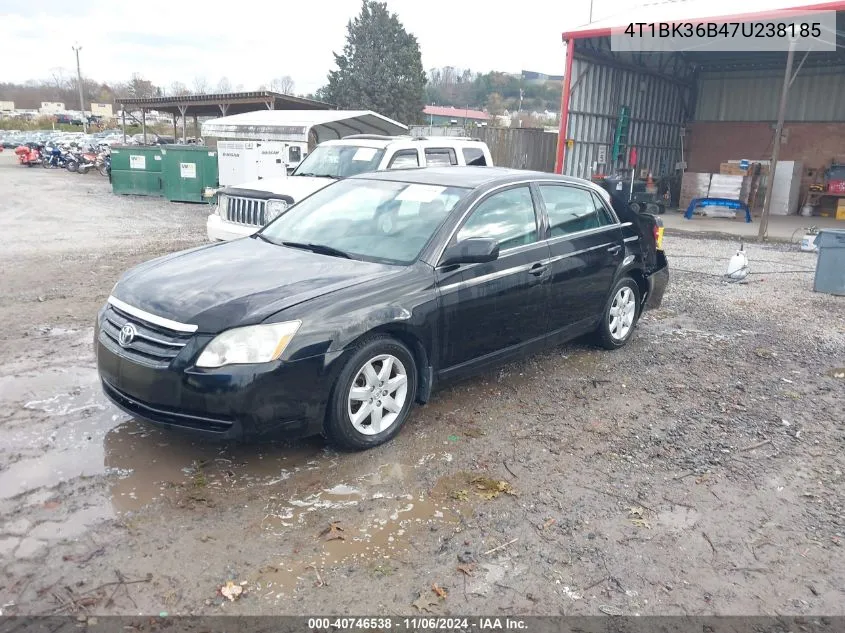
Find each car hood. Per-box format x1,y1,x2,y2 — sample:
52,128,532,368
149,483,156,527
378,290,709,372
112,238,399,332
224,175,336,201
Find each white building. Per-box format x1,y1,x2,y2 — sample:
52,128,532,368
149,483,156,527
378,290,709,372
40,102,66,114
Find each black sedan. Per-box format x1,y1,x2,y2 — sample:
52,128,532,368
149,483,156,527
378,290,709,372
96,167,668,450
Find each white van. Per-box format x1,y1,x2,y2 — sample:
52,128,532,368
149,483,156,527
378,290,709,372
207,135,494,242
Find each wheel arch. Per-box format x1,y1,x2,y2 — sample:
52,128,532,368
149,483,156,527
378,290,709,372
339,325,433,405
614,264,648,312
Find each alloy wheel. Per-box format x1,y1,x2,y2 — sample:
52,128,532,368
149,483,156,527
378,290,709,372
609,286,636,341
347,354,408,435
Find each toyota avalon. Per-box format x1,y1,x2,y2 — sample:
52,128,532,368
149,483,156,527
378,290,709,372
96,167,668,450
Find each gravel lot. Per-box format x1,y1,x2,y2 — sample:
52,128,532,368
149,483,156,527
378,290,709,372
0,154,843,616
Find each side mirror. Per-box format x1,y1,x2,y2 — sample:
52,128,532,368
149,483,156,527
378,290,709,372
440,237,499,267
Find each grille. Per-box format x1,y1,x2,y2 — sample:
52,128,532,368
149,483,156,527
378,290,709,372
224,195,266,226
100,304,193,368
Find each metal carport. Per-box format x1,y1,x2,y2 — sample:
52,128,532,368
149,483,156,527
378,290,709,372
553,0,845,238
201,109,409,146
116,91,332,145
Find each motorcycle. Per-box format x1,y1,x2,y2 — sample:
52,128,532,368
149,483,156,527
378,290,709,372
76,149,99,174
97,148,111,177
42,146,71,169
14,144,42,167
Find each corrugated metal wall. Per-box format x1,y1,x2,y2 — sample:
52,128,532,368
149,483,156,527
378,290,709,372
564,58,689,179
695,66,845,121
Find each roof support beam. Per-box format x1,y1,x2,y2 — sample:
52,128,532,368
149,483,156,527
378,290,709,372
759,38,796,241
178,104,188,143
573,50,694,88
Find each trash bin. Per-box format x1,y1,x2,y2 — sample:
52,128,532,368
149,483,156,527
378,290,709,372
110,146,163,197
814,228,845,296
161,145,218,203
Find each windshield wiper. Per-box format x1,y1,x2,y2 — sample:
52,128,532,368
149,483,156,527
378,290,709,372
254,232,280,245
281,241,351,259
295,172,336,179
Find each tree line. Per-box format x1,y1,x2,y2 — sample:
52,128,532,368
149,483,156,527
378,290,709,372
0,72,298,111
1,1,561,126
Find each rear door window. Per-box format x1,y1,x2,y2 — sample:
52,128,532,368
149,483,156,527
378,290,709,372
538,185,613,238
424,148,458,167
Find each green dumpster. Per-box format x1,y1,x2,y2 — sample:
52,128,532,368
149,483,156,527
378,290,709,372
161,145,218,203
110,146,163,197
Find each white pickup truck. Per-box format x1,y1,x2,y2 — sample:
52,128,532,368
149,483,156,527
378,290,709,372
207,135,494,242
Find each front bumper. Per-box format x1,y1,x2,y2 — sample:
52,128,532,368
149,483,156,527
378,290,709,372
96,335,343,441
644,251,669,311
206,213,260,242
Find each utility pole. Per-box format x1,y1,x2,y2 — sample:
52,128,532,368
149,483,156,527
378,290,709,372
72,44,88,133
758,38,796,241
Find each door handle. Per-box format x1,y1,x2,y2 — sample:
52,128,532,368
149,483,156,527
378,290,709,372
528,263,549,276
607,245,622,255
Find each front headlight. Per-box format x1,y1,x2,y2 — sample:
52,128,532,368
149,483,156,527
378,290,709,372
216,193,228,217
264,199,289,223
196,320,301,368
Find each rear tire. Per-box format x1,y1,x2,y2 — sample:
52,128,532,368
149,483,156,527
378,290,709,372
595,277,641,350
66,160,79,173
324,336,417,450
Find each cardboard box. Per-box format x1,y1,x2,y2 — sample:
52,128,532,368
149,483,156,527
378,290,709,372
680,172,711,210
837,199,845,220
720,163,747,176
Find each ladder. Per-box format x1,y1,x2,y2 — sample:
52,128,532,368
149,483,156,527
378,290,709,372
612,106,630,167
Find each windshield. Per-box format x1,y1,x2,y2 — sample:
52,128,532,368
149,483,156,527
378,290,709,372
292,144,386,178
260,179,468,265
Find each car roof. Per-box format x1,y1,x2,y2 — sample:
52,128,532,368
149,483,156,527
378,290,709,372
350,166,594,189
321,136,489,150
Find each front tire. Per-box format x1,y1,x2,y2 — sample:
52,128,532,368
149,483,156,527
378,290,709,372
66,160,79,173
595,277,640,350
325,336,417,450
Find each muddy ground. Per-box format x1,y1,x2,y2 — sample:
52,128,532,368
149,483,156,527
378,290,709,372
0,154,843,616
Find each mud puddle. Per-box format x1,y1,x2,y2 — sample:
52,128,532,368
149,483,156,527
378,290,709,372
104,422,328,513
251,470,476,602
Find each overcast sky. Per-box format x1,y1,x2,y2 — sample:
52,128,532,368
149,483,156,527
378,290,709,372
0,0,643,93
0,0,822,94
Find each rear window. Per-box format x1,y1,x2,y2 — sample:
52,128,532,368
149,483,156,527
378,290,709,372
462,147,487,166
424,148,458,167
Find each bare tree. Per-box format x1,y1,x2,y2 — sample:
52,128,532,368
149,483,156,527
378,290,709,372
193,75,210,94
169,81,191,96
269,76,295,94
216,76,232,94
126,73,158,99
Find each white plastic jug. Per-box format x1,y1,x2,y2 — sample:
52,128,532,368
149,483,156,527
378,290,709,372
727,249,749,280
801,233,818,252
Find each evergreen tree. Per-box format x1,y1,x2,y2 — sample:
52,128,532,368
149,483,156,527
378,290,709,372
324,1,426,124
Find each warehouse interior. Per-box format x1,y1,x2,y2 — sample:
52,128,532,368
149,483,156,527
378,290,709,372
554,1,845,230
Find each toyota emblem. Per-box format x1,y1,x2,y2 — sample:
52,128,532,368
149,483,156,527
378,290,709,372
118,323,137,347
